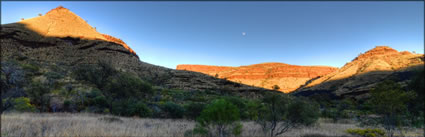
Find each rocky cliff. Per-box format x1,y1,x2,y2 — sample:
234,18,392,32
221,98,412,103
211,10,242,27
294,46,424,99
1,6,276,97
177,63,337,93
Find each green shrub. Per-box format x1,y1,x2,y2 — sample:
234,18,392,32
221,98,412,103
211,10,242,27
85,90,108,109
222,96,248,119
21,63,39,74
257,94,319,137
104,73,153,99
363,80,415,136
73,62,117,89
110,99,152,117
162,102,185,118
345,128,385,137
184,102,206,120
44,71,63,80
26,81,50,112
195,99,242,137
272,85,280,90
287,99,320,126
129,101,152,117
12,97,37,112
111,100,130,116
245,100,261,120
93,96,108,108
63,99,72,111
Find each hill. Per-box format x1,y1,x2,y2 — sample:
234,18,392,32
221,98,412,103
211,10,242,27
1,6,275,98
177,63,337,93
294,46,424,99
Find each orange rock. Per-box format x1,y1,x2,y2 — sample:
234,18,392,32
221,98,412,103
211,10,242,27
176,63,337,93
18,6,137,56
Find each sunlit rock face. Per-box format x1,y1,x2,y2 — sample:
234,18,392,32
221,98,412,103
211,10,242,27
295,46,424,99
18,6,136,55
177,63,338,93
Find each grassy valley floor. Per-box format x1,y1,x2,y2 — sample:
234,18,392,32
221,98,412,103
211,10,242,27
2,113,423,137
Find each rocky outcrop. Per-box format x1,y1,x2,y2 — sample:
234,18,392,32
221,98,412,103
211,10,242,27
177,63,337,93
294,46,424,99
17,6,136,55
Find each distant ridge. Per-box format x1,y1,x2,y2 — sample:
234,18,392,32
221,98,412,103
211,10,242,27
177,63,337,93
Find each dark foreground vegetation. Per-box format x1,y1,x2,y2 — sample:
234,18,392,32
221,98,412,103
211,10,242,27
1,57,424,137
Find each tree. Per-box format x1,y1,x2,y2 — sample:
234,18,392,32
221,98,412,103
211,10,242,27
365,80,415,137
222,96,249,119
272,85,280,90
11,97,37,112
26,81,51,112
407,70,424,130
1,61,26,112
257,94,319,137
184,102,206,120
103,72,152,100
161,102,185,119
195,99,242,137
129,101,152,117
73,61,117,90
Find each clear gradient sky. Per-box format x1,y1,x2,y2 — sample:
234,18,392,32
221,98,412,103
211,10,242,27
2,2,424,69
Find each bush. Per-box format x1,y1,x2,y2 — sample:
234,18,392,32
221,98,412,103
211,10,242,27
223,96,248,119
184,102,206,120
104,73,153,99
287,99,320,126
111,99,152,117
129,101,152,117
11,97,37,112
257,94,319,137
162,102,185,119
21,63,39,75
26,81,50,112
111,99,131,116
195,99,242,137
245,100,261,120
272,85,280,90
363,80,415,136
345,128,385,137
73,62,116,89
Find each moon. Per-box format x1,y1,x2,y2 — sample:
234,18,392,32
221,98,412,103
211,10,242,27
242,32,246,36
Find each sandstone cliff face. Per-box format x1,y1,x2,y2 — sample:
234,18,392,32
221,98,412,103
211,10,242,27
1,6,275,97
177,63,337,93
18,6,136,55
295,46,424,99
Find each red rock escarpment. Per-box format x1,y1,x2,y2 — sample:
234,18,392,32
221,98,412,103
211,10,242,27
177,63,338,93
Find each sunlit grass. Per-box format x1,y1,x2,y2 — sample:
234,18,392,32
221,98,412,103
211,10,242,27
1,113,423,137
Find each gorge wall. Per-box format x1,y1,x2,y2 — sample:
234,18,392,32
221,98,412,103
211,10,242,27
177,63,337,93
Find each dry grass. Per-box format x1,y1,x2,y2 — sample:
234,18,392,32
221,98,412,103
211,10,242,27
1,113,423,137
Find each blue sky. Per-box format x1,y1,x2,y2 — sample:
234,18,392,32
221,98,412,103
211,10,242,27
2,2,424,69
